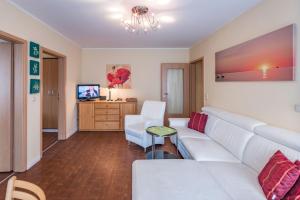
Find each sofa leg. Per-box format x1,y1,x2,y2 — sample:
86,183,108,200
144,148,147,153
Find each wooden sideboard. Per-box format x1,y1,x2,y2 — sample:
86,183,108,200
78,100,137,131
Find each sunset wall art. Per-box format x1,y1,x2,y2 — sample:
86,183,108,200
215,24,295,82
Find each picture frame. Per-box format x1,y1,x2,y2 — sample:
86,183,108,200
215,24,295,82
106,64,132,89
30,79,40,94
29,60,40,75
29,41,40,58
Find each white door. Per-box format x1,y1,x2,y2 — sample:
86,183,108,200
161,63,189,121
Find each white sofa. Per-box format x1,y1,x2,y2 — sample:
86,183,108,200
132,106,300,200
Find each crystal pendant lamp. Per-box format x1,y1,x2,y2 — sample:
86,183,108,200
121,6,161,33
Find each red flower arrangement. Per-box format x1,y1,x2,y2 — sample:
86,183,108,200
107,66,131,88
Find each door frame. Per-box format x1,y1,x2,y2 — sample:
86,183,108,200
40,47,67,156
161,63,190,121
189,57,205,114
0,30,28,172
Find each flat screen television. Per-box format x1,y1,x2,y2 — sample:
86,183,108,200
77,84,100,100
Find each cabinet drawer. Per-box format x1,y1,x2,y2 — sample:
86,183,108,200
95,122,120,130
94,103,120,109
107,109,119,115
94,115,106,121
95,109,108,115
107,115,119,121
94,104,107,109
107,104,120,109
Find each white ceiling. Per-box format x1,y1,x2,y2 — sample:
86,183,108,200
9,0,263,48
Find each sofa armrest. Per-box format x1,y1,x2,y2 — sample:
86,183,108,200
125,115,144,129
169,118,190,127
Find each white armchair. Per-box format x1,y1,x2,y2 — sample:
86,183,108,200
125,101,166,151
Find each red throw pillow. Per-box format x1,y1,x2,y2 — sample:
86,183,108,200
188,112,208,133
258,151,300,200
284,161,300,200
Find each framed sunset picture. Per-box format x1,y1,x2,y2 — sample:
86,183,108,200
215,24,295,81
106,64,132,88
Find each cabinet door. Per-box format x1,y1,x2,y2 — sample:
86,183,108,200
42,58,59,129
79,103,94,130
120,103,137,130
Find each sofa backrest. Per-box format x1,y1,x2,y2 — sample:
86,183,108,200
202,107,223,136
243,125,300,172
202,106,265,160
204,114,219,136
210,120,254,160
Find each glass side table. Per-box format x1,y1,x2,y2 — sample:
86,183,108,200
145,126,179,159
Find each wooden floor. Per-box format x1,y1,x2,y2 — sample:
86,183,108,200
43,132,58,150
0,172,13,183
0,131,178,200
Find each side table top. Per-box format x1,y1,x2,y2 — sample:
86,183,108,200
146,126,177,137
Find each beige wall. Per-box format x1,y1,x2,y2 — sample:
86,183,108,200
81,48,189,109
0,1,81,169
190,0,300,132
2,0,299,170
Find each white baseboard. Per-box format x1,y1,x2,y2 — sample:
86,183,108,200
43,129,58,133
27,155,41,170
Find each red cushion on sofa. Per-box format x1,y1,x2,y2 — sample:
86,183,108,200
284,161,300,200
188,112,208,133
258,151,300,200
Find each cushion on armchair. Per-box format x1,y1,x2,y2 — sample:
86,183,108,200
188,112,208,133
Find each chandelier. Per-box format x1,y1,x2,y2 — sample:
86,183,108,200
121,6,161,33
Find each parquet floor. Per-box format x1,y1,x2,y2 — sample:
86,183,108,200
43,132,58,150
0,131,178,200
0,172,13,183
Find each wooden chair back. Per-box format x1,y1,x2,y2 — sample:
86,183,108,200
5,176,46,200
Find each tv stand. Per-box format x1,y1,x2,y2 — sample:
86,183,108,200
79,98,98,102
77,100,137,131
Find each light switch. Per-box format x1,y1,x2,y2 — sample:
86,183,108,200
295,105,300,112
205,93,209,101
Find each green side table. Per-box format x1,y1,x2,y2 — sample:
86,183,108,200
146,126,179,159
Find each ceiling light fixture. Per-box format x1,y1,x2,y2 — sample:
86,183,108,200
121,6,161,33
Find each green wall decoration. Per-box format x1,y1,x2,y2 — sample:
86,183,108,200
30,79,40,94
29,60,40,75
29,41,40,58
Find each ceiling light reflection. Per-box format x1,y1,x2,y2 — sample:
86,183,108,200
159,16,175,23
109,13,123,20
157,0,171,5
107,6,124,13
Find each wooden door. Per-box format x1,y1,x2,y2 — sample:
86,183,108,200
43,59,59,129
190,60,204,113
79,103,94,130
0,42,12,172
161,63,189,121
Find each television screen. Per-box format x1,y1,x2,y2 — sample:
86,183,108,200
77,84,100,100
